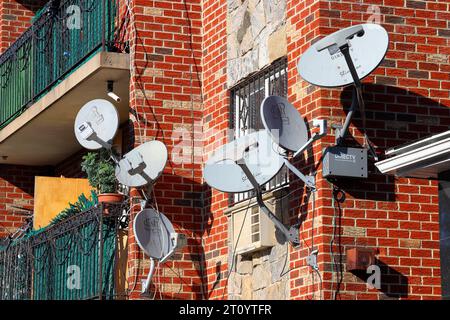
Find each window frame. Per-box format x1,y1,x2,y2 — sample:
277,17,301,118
229,58,289,205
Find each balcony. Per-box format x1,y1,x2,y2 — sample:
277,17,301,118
0,0,130,166
0,203,128,300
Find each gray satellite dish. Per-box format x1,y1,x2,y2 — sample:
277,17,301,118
134,208,175,260
115,141,168,188
74,99,119,150
260,95,327,190
134,208,187,294
203,130,284,194
260,96,308,152
298,23,389,88
204,130,302,246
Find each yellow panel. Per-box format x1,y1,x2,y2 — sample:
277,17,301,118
115,230,129,298
34,177,94,230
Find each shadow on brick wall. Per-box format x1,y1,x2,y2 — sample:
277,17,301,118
350,259,409,299
16,0,48,13
330,84,450,201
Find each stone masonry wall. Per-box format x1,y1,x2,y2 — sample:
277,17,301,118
227,192,291,300
227,0,287,86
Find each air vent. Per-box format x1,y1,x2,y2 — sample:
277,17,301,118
230,204,277,255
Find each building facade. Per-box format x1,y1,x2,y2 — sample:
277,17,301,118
0,0,449,300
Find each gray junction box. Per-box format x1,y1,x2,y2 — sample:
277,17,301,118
323,146,368,179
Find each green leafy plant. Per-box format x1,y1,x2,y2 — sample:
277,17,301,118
81,150,117,194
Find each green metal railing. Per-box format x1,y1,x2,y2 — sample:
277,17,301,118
0,0,118,129
0,203,127,300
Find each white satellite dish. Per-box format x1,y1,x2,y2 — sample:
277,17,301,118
203,130,284,194
134,208,187,294
115,141,168,188
204,130,303,246
134,209,175,260
298,23,389,88
74,99,119,150
260,95,327,190
261,95,309,153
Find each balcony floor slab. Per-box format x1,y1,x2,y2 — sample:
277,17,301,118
0,52,130,166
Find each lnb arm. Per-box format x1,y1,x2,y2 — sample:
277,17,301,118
236,160,300,247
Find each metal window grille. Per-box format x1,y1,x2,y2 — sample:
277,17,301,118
229,58,289,204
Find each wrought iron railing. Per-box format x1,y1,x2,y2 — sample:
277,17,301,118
229,58,289,204
0,0,119,129
0,203,128,300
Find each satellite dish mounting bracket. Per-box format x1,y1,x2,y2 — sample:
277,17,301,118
283,159,316,191
316,25,365,145
316,25,365,55
335,87,360,145
334,44,363,145
288,118,328,191
332,54,378,160
126,152,154,185
141,257,156,296
236,159,300,247
76,121,113,150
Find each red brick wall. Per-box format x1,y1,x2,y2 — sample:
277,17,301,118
201,0,229,300
54,150,87,179
286,0,326,300
201,0,449,300
0,165,52,238
287,0,448,300
0,0,46,53
125,0,205,300
0,0,448,301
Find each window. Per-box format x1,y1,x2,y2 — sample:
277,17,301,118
229,58,289,204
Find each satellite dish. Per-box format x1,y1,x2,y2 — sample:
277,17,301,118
74,99,119,150
203,130,284,193
134,208,187,295
115,141,168,188
134,209,175,260
260,96,327,189
260,96,308,152
298,23,389,88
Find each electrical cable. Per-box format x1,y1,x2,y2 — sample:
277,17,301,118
335,190,344,300
329,182,344,300
123,1,165,299
356,86,378,161
124,0,172,156
152,185,166,301
125,200,142,295
309,190,317,300
330,183,337,299
312,267,324,300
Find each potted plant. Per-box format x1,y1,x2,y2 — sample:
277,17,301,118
81,150,124,203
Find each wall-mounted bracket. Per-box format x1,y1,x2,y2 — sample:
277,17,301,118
307,249,319,271
293,119,328,159
141,257,156,296
288,118,327,191
76,121,113,150
126,151,153,184
283,159,316,191
237,160,300,247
